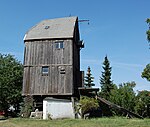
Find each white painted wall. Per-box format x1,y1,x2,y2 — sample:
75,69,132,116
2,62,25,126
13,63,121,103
43,100,47,119
43,98,75,119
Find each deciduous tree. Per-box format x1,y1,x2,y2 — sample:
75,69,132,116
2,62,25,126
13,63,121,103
141,19,150,83
0,54,23,116
141,64,150,82
110,82,136,112
135,90,150,117
146,18,150,42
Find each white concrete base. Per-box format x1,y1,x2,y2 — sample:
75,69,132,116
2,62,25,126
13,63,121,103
43,98,75,119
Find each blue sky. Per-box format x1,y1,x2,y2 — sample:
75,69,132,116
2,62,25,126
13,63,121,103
0,0,150,91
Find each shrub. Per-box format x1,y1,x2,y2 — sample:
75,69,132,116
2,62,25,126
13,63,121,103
20,96,34,118
79,96,99,117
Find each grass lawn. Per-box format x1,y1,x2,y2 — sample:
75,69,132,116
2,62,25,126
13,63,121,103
0,117,150,127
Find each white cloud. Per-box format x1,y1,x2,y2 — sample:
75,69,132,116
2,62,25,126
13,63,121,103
81,59,144,68
112,62,144,69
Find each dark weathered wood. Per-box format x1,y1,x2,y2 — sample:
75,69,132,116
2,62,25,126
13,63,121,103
23,40,75,95
24,40,73,65
97,96,143,119
23,18,83,96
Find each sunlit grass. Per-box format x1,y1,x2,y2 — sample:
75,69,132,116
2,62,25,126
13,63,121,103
0,117,150,127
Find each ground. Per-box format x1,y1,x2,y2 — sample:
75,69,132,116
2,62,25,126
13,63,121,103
0,117,150,127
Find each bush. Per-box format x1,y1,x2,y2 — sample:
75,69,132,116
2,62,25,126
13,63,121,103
20,96,34,118
79,96,99,117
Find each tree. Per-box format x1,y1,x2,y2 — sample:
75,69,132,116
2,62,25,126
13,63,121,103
141,19,150,83
146,18,150,42
100,56,113,100
0,54,23,116
84,66,95,87
135,90,150,117
141,64,150,81
110,82,136,113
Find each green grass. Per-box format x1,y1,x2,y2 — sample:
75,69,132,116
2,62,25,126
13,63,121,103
0,117,150,127
0,115,6,120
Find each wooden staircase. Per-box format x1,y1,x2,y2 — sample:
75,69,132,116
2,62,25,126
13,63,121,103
97,96,143,119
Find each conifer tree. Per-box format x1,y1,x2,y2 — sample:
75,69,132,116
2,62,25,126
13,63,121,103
84,66,95,87
100,56,113,100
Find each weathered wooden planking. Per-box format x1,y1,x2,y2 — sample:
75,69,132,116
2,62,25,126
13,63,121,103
65,66,73,93
24,40,72,66
23,66,73,95
22,67,31,95
23,38,81,96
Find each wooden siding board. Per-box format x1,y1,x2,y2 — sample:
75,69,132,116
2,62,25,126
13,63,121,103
39,42,43,64
51,66,55,93
25,42,27,65
39,42,42,63
45,76,48,94
55,66,59,93
39,68,42,94
46,41,49,64
36,42,39,65
48,66,52,93
44,41,48,64
28,67,32,94
46,75,49,94
34,41,38,65
58,66,65,94
25,42,30,65
58,67,61,94
65,66,72,93
23,67,30,94
50,42,53,64
33,67,37,94
60,73,65,93
23,46,26,65
35,67,42,93
29,42,33,65
61,49,64,64
23,39,75,96
63,41,68,64
31,67,35,94
63,40,72,64
32,42,35,65
38,67,42,94
72,41,80,92
34,67,39,94
41,76,45,94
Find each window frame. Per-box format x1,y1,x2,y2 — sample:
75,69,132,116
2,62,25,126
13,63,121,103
42,66,49,76
55,41,64,49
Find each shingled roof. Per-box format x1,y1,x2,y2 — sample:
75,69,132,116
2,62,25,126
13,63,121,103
24,16,78,41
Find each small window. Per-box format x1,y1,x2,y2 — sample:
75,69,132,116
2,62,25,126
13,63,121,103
42,66,49,76
60,67,65,74
44,26,49,29
55,41,64,49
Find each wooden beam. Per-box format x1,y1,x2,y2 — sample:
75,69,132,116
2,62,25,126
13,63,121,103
24,64,72,67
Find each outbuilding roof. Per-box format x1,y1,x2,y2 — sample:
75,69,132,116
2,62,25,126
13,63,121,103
24,16,78,41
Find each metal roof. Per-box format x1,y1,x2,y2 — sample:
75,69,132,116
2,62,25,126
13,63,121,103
24,16,78,41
